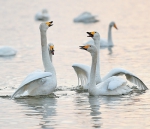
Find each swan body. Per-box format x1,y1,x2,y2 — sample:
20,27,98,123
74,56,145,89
73,31,148,92
80,44,132,95
74,12,99,23
0,46,17,56
85,21,118,47
11,21,57,98
35,9,50,21
11,71,53,98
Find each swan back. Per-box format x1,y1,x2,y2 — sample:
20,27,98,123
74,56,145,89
74,12,99,23
0,46,17,56
35,9,50,21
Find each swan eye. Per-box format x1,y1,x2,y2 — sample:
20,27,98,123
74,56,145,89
95,32,97,33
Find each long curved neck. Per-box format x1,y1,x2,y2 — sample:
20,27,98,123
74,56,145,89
89,53,97,89
93,38,101,83
40,31,56,77
49,50,52,62
108,25,113,46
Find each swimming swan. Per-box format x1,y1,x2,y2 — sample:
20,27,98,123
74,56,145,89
0,46,17,56
72,31,148,91
11,21,57,98
74,12,99,23
80,44,133,95
86,21,118,47
35,9,50,21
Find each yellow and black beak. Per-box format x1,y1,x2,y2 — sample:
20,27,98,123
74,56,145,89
113,23,118,29
46,21,53,27
87,32,95,37
79,45,90,50
50,46,54,55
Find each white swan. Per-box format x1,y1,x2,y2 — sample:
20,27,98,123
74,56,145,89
73,12,99,23
11,21,57,98
80,44,133,95
35,9,50,21
86,21,118,47
72,31,148,91
0,46,17,56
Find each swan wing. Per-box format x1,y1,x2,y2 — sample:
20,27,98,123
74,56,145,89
72,63,90,87
108,76,126,90
102,68,148,90
11,71,52,98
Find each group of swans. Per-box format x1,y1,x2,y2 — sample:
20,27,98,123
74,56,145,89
35,9,50,21
74,12,99,23
11,21,148,98
73,31,148,95
11,21,57,98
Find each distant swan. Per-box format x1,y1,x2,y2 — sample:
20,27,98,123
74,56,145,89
74,12,99,23
35,9,50,21
72,31,148,91
11,21,57,98
86,21,118,47
0,46,17,56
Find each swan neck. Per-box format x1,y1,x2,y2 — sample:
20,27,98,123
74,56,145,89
94,39,102,83
40,31,56,77
108,25,113,45
89,53,97,89
49,51,52,62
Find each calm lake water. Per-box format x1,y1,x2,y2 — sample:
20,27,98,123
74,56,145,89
0,0,150,128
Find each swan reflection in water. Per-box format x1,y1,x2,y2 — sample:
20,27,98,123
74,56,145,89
88,96,102,128
14,96,57,128
108,46,113,55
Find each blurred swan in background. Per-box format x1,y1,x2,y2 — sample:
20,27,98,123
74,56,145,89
73,12,99,23
0,46,17,56
11,21,57,98
73,31,148,92
86,21,118,48
35,9,50,21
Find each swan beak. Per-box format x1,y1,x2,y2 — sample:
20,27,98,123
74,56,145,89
46,21,53,27
87,32,95,37
113,24,118,29
79,45,90,50
50,46,54,55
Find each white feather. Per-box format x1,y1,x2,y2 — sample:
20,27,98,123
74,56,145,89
11,71,52,98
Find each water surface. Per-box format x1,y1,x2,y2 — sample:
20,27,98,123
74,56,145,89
0,0,150,128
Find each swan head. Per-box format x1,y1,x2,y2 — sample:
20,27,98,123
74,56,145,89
87,31,100,40
48,43,54,55
80,44,97,55
39,21,53,32
109,21,118,29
